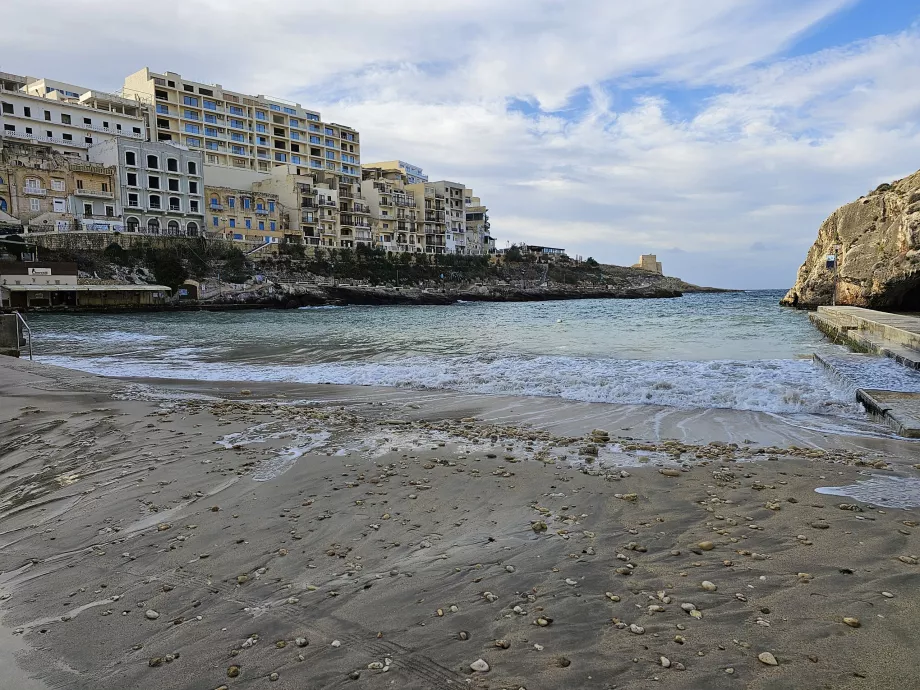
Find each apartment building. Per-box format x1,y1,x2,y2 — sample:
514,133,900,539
0,72,147,157
464,189,493,255
363,160,428,184
0,145,120,233
122,69,361,184
361,166,421,253
88,139,204,237
429,181,466,254
204,184,282,247
405,182,448,254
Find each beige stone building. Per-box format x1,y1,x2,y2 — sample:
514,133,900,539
632,254,663,274
122,68,360,184
204,185,282,249
0,145,120,233
362,160,427,184
1,72,147,156
361,166,421,253
464,189,493,254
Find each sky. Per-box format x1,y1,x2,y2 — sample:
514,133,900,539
3,0,920,288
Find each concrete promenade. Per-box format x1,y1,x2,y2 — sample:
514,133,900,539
811,306,920,437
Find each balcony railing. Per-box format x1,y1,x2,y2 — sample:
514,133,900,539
75,189,114,199
209,203,224,211
255,208,269,215
23,187,47,196
4,130,89,148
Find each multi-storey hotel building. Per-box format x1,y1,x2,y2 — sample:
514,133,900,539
121,69,360,185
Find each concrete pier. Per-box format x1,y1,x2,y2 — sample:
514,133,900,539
811,307,920,437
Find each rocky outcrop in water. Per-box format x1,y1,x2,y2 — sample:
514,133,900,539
781,169,920,309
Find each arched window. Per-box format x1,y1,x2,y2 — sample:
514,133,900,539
147,218,160,234
126,216,139,232
147,154,159,169
167,158,178,172
187,161,197,175
186,221,199,237
167,220,180,235
169,197,180,211
210,195,219,208
0,198,7,213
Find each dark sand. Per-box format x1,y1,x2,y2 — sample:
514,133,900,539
1,357,919,690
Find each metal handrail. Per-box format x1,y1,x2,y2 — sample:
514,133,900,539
13,311,32,361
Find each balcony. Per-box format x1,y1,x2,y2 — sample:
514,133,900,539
23,187,47,196
75,189,114,199
3,130,89,148
255,208,269,215
209,203,224,211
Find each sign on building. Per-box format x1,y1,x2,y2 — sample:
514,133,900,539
28,267,52,276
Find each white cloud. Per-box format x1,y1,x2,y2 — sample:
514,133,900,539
1,0,918,287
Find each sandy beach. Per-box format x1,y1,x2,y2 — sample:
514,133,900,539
2,356,920,690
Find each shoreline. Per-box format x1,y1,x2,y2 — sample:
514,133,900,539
0,282,734,315
2,357,919,689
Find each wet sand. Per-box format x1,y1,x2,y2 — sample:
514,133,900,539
1,357,919,689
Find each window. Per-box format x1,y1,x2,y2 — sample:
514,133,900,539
167,158,178,172
127,192,139,207
105,205,114,217
155,89,168,100
1,102,12,114
148,176,160,189
44,110,51,121
126,151,137,166
61,114,71,124
149,194,161,209
199,88,213,96
187,161,197,175
186,137,201,147
268,200,275,212
189,181,198,194
326,151,336,160
157,118,170,129
83,203,93,215
325,127,334,136
62,133,73,141
203,99,217,110
283,107,296,115
183,95,199,107
289,118,299,127
83,117,92,125
255,123,266,133
231,132,245,142
245,218,251,229
126,216,139,232
169,197,181,211
183,110,200,120
183,84,194,92
207,154,218,163
255,111,266,120
269,104,281,111
205,142,218,150
229,105,244,115
256,136,268,146
23,106,31,117
102,182,109,192
51,179,65,192
229,218,235,228
291,155,301,164
204,114,217,124
229,118,244,129
184,123,200,134
76,179,84,189
258,221,264,231
156,104,170,115
147,154,159,169
325,138,335,147
243,197,251,209
53,198,66,213
84,137,92,144
270,221,276,231
147,218,160,233
187,221,199,236
189,200,199,212
30,198,41,211
231,145,245,155
168,179,180,192
309,135,320,144
290,132,300,141
307,113,320,121
126,172,138,186
274,153,287,162
133,127,141,134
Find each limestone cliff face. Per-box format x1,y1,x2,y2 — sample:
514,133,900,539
781,169,920,309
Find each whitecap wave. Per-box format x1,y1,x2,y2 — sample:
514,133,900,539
37,352,859,416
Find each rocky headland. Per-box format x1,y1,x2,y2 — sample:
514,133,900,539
782,169,920,310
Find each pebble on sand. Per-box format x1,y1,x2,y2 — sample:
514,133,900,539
227,665,241,678
470,659,490,673
758,652,778,666
698,542,715,551
843,617,861,628
145,610,160,620
701,581,717,591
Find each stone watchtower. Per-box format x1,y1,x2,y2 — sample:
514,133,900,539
632,254,663,275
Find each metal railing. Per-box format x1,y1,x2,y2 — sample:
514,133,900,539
14,312,33,361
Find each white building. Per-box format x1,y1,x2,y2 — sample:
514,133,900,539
0,72,147,157
432,180,467,254
88,139,204,237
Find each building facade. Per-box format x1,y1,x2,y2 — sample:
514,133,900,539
361,166,421,253
122,68,361,184
464,189,493,255
363,160,428,184
88,138,204,237
205,184,282,247
1,72,147,157
632,254,663,274
0,145,120,233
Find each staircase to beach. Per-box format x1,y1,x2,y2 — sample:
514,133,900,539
811,306,920,437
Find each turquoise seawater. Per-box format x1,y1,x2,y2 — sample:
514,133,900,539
28,290,863,418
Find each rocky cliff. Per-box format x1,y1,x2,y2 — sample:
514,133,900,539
781,169,920,309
